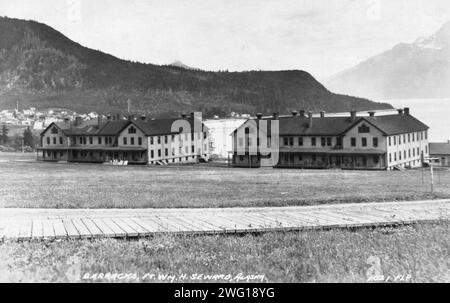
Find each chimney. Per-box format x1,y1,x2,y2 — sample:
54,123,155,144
404,107,410,115
256,113,263,120
368,111,375,117
350,111,357,121
141,115,146,121
74,116,81,126
308,112,313,128
291,110,298,117
397,109,404,115
299,110,305,117
320,111,325,118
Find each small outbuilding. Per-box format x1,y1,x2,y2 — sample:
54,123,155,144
429,142,450,166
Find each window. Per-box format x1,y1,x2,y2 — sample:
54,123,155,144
150,137,154,145
165,136,168,144
172,135,175,142
394,136,396,145
128,126,136,134
191,133,194,141
404,150,406,159
298,137,303,146
283,137,289,146
351,137,356,147
151,150,154,158
389,153,392,162
138,137,142,145
53,137,56,144
131,137,135,145
191,145,195,153
98,137,102,144
399,136,402,145
336,137,342,146
83,137,86,145
403,134,406,143
421,132,424,140
311,137,316,146
417,147,419,155
373,137,378,147
374,156,379,164
389,137,391,146
165,148,168,156
79,137,82,144
425,145,428,154
399,151,402,160
185,146,188,154
204,132,207,139
89,137,93,144
326,137,332,146
425,131,428,140
412,133,415,142
394,153,397,161
59,137,63,145
321,137,326,146
51,127,58,134
358,124,370,133
123,137,127,145
157,137,161,144
46,137,50,145
413,148,415,157
289,137,294,146
409,149,411,158
158,149,161,157
362,138,367,147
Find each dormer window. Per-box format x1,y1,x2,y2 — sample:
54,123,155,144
358,124,370,133
50,126,58,134
128,126,137,134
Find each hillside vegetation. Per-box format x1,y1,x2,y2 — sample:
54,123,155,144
0,17,391,116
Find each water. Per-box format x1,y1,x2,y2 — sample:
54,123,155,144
379,98,450,143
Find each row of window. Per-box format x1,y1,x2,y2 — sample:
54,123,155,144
122,137,143,146
388,131,427,146
150,145,207,158
149,133,207,145
350,137,378,148
388,146,427,163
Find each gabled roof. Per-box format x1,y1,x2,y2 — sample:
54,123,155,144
133,117,208,136
429,143,450,155
362,115,429,135
40,117,209,137
233,113,429,137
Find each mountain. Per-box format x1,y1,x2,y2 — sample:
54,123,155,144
169,60,200,71
0,17,391,117
325,21,450,100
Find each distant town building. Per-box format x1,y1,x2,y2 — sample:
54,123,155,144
36,113,210,165
231,108,429,170
203,118,246,158
429,142,450,167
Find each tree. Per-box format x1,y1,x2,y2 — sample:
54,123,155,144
1,124,8,144
23,126,35,149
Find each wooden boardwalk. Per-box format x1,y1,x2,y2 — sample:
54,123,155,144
0,200,449,241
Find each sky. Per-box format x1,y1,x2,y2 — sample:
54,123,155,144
1,0,450,79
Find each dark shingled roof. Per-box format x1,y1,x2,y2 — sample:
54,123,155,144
43,117,208,137
429,143,450,155
236,113,429,136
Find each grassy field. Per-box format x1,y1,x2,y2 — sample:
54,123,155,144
0,222,448,283
1,152,450,208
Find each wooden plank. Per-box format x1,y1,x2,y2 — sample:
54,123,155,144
42,219,55,240
101,218,127,237
120,218,149,236
281,212,319,227
82,218,103,237
193,215,231,232
72,218,91,238
152,216,192,233
52,219,67,239
284,212,331,226
92,218,116,237
63,219,80,239
32,219,44,240
130,217,160,233
4,220,22,240
112,218,138,237
18,220,33,241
